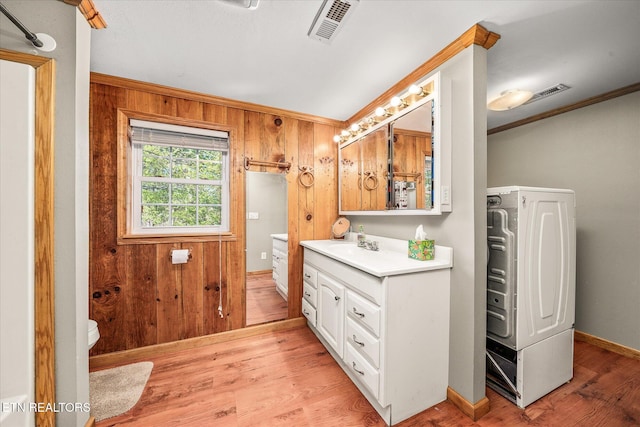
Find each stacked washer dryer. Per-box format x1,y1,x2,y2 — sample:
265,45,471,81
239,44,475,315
486,186,576,408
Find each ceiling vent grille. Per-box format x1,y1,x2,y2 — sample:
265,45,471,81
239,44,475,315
308,0,359,44
526,83,571,104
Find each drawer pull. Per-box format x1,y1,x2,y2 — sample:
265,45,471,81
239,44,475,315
352,307,365,318
304,291,311,297
352,335,365,347
303,309,310,316
304,273,311,279
352,362,365,376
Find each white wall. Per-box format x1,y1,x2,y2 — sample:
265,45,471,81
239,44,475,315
488,91,640,351
348,45,489,405
0,1,91,425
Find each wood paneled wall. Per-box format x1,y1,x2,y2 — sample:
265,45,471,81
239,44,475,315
89,74,340,355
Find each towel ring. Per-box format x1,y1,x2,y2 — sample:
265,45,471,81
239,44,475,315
298,166,314,188
362,171,379,191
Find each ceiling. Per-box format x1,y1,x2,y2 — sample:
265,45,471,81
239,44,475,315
90,0,640,130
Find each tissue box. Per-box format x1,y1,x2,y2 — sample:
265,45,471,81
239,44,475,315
408,239,435,260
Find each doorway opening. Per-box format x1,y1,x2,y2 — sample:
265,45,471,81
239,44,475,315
245,171,288,326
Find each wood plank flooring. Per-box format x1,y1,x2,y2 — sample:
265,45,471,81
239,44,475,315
245,272,288,326
93,325,640,426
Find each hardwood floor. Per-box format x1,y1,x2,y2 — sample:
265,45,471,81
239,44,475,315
93,325,640,426
246,272,288,326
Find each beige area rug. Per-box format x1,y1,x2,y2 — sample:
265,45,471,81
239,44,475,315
90,361,153,422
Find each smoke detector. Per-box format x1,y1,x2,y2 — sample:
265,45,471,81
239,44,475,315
308,0,359,44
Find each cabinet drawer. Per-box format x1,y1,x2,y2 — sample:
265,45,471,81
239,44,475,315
302,298,316,327
346,317,380,368
303,264,318,289
345,342,379,399
347,290,381,337
272,237,287,252
303,282,317,307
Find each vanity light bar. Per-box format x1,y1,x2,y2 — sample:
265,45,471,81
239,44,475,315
335,77,436,146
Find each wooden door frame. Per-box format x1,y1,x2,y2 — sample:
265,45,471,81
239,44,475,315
0,48,56,427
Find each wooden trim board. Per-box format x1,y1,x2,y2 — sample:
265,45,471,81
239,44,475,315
447,386,491,421
575,330,640,361
0,48,56,427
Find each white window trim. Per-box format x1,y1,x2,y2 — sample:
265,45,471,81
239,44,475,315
128,120,230,235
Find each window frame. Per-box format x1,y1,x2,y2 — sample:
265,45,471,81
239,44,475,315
116,109,237,243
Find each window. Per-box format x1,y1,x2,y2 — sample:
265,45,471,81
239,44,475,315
128,119,230,235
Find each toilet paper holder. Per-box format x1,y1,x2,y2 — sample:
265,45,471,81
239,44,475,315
170,247,192,264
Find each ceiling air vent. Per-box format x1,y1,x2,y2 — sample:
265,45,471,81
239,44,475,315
308,0,359,44
526,83,571,104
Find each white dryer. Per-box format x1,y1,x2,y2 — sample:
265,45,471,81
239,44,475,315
486,186,576,408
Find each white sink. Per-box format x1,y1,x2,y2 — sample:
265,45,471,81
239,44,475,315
300,237,452,277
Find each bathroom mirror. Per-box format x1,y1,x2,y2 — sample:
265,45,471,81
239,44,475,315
338,71,450,215
339,126,388,211
390,102,433,210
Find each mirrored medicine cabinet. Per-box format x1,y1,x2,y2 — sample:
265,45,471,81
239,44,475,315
338,72,451,216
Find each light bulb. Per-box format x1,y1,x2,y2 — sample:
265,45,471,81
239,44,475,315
390,96,406,108
333,135,342,143
375,107,387,117
409,84,427,97
341,130,350,137
350,123,360,132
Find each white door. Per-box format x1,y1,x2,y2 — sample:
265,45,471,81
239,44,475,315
317,273,345,358
517,189,576,349
0,59,36,426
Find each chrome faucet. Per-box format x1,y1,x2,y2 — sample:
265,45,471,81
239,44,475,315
363,240,379,251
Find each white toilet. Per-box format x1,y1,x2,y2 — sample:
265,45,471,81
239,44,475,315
88,319,100,350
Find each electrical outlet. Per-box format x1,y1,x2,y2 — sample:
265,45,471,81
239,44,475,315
260,252,267,260
247,212,259,220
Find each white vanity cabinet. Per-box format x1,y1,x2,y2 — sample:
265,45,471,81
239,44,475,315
271,234,288,299
300,237,452,426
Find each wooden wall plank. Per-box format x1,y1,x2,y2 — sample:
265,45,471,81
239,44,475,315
226,107,245,330
202,241,225,335
90,83,128,354
180,242,204,339
297,121,315,243
123,244,157,349
155,243,182,344
285,118,300,319
313,124,338,239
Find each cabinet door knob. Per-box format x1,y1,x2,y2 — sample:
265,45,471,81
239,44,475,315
335,295,341,301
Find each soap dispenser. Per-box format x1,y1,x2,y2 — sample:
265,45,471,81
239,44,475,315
357,225,366,247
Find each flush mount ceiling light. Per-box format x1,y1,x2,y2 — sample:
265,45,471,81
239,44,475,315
487,89,533,111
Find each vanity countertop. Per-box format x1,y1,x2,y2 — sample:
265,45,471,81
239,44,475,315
270,233,288,242
300,235,452,277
